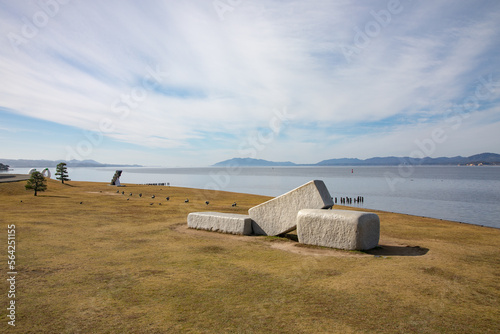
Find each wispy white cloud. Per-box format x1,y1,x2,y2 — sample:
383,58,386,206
0,0,499,165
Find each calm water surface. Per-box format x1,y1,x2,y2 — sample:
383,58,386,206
6,166,500,228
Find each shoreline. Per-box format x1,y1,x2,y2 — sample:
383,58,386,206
3,177,498,230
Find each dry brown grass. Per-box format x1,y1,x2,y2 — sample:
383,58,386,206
1,179,499,333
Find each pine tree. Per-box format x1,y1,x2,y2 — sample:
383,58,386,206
55,162,69,184
25,171,47,196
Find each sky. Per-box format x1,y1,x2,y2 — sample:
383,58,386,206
1,0,499,167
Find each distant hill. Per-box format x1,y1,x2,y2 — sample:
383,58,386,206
213,158,297,167
0,159,142,168
464,153,500,165
214,153,500,167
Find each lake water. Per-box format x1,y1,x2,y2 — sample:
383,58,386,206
5,166,500,229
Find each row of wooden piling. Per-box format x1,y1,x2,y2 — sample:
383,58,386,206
334,196,364,205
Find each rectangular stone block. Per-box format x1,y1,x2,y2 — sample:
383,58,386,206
187,212,253,235
249,180,333,236
297,209,380,250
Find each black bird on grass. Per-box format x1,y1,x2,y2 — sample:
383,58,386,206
232,202,237,207
166,196,170,201
205,201,209,205
185,199,189,203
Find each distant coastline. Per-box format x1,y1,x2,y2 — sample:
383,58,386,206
213,153,500,167
0,158,141,168
2,152,499,169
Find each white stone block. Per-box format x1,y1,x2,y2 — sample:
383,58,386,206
249,180,333,236
297,209,380,250
187,212,253,235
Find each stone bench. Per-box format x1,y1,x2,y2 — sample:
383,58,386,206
297,209,380,250
249,180,334,236
187,212,253,235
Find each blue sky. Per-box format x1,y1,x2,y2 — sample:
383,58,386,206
1,0,499,166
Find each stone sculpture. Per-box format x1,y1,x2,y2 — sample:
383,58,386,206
187,212,253,235
297,209,379,250
186,180,380,250
28,168,51,178
110,170,122,186
249,180,333,236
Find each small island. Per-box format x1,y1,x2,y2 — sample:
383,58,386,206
0,163,10,171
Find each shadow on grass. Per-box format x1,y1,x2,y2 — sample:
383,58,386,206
270,234,429,257
365,245,429,257
264,233,299,242
282,233,299,242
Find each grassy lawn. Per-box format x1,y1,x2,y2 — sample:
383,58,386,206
1,179,499,333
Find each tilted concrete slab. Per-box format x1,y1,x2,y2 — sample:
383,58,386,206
249,180,333,236
187,212,253,235
297,209,380,250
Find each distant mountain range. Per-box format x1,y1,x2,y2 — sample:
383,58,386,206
3,153,499,169
214,153,500,167
0,159,142,168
